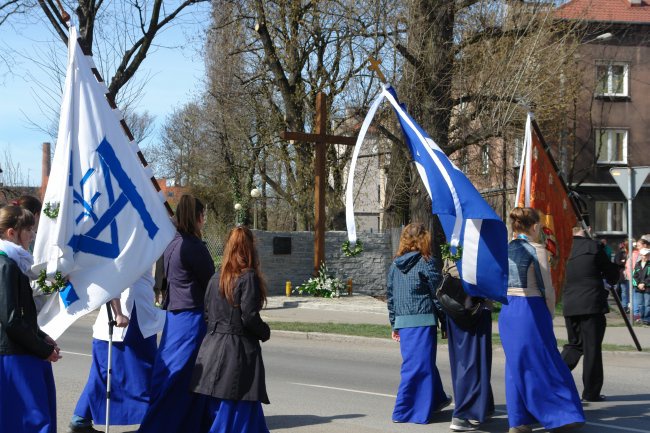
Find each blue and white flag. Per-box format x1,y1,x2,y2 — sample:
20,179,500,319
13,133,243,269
32,27,176,339
345,86,508,302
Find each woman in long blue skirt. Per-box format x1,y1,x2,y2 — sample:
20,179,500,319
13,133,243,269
71,304,158,427
137,195,215,433
501,207,584,433
0,355,57,433
138,309,207,432
500,296,584,430
387,223,450,425
0,206,60,433
191,226,271,433
392,326,449,423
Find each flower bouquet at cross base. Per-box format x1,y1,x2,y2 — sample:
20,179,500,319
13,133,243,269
294,263,346,298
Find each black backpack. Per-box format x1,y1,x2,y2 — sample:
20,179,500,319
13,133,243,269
435,266,484,331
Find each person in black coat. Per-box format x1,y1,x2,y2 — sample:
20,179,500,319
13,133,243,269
561,225,619,402
0,205,61,433
191,225,270,433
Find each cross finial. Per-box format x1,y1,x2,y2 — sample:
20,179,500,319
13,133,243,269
368,56,387,84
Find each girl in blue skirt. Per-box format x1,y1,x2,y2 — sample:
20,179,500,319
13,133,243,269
69,273,165,432
138,194,215,433
499,207,584,433
387,222,450,424
191,225,271,433
0,205,61,433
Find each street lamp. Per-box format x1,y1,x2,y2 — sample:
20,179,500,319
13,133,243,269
250,188,261,229
584,32,613,44
234,202,242,225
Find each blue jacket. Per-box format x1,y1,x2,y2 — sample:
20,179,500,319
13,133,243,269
386,251,442,330
507,239,545,296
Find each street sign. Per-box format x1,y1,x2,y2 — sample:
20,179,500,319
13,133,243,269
609,166,650,330
610,166,650,200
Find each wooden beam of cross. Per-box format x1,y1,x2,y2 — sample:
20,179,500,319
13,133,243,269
280,92,357,275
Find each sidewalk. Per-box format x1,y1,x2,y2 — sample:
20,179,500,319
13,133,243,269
262,294,650,351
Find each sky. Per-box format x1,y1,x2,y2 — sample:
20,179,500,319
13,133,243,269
0,5,210,187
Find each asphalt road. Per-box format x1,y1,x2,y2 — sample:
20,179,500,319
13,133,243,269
53,319,650,433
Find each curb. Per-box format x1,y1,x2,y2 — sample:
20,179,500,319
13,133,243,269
270,330,650,356
271,330,395,346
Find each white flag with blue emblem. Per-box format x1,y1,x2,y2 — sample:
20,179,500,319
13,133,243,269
33,27,176,339
345,85,508,303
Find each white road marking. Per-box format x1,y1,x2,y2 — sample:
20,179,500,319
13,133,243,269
290,382,396,398
583,422,650,433
291,383,647,432
61,350,92,357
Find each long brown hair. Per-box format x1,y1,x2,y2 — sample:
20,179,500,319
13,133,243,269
0,206,35,240
395,222,432,259
175,194,204,238
219,226,267,308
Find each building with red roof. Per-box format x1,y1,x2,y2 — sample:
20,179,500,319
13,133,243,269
554,0,650,243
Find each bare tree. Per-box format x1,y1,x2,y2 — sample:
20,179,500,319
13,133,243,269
382,0,586,225
197,0,396,230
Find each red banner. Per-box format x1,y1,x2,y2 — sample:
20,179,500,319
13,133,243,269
518,123,576,298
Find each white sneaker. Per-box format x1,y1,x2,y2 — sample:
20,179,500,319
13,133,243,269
450,418,478,431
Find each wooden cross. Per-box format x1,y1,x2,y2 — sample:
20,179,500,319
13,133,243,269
280,92,356,275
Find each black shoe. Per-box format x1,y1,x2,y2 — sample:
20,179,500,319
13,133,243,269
581,394,606,402
552,422,585,432
67,424,101,433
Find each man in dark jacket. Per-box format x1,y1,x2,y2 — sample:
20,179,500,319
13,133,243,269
561,225,619,402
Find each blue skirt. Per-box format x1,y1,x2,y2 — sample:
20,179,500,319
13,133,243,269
392,326,448,424
447,308,494,422
203,397,269,433
74,306,157,425
138,309,207,433
498,296,585,429
0,354,56,433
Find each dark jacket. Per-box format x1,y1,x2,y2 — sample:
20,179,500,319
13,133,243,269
563,236,619,317
0,254,54,359
191,270,270,403
386,251,442,330
632,260,650,291
163,231,215,311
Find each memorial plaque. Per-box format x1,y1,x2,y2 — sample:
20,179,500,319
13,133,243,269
273,236,291,255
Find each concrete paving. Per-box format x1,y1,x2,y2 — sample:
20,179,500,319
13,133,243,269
262,294,650,352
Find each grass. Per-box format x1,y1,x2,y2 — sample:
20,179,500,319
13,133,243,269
268,321,638,351
269,321,392,339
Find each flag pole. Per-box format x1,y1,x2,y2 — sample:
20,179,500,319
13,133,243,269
530,119,642,351
104,302,117,432
515,114,531,207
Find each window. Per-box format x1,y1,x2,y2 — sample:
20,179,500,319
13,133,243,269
481,145,490,175
595,201,626,234
596,62,629,97
595,129,627,164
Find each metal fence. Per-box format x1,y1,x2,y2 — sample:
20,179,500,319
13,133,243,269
202,223,227,266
